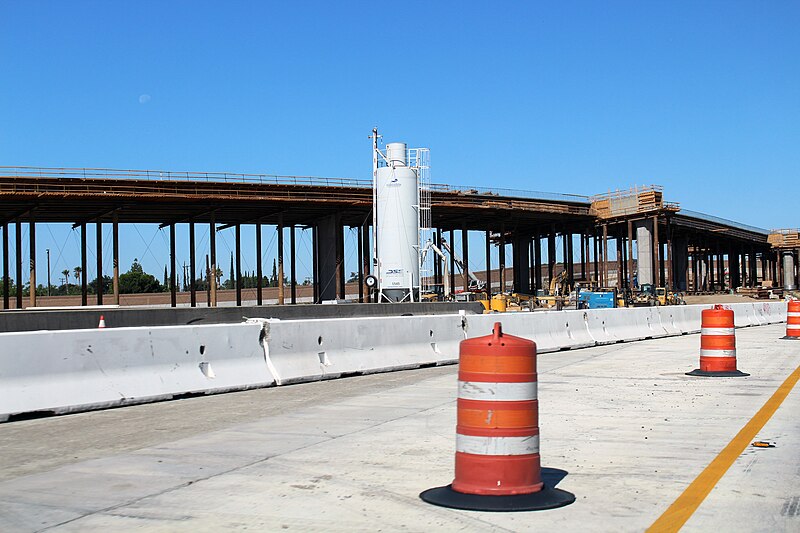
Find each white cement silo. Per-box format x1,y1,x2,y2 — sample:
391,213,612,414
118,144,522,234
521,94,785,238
375,142,420,302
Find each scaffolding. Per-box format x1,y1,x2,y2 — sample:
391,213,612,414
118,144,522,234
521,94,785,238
590,185,680,219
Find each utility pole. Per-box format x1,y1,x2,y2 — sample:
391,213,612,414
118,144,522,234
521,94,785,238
46,248,51,296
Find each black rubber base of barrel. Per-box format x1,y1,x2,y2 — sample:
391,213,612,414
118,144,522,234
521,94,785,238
780,336,800,340
419,484,575,512
686,369,750,377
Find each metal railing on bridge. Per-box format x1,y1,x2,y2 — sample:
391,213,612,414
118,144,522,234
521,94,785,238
0,166,590,204
678,209,769,235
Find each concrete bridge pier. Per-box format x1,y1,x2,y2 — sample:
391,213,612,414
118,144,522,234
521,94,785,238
635,219,654,287
782,250,797,290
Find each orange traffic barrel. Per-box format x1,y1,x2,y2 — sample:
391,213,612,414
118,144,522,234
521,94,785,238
420,322,575,511
686,305,748,377
782,300,800,340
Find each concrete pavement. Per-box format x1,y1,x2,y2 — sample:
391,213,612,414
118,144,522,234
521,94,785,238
0,323,798,532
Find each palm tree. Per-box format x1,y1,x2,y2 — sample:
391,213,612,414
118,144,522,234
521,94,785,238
74,266,82,286
62,269,70,287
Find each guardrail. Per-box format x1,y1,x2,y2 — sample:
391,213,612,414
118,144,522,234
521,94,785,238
678,209,769,236
0,166,590,204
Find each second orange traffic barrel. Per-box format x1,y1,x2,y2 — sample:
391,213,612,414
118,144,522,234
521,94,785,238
687,305,749,377
782,300,800,340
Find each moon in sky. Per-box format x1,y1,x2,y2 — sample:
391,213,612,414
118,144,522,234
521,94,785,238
139,94,151,104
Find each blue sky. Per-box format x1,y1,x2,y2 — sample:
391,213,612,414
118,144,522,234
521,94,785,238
1,1,798,286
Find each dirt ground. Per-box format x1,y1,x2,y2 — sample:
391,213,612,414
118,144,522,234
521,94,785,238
682,293,776,304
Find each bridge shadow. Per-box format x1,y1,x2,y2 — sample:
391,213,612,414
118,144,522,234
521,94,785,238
541,467,570,488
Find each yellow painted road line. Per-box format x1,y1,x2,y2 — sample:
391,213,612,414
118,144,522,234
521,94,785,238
647,364,800,533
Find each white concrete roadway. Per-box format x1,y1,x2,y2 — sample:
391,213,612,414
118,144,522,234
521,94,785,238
0,323,798,532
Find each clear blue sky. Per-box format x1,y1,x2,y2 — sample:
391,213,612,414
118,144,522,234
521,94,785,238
1,1,798,287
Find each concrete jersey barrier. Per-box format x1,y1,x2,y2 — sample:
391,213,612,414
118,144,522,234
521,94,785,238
0,302,789,421
0,323,273,422
249,313,467,385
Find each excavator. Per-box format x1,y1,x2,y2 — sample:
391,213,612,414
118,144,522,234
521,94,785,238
535,270,570,309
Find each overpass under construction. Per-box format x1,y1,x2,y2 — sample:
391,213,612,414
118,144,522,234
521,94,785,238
0,166,796,309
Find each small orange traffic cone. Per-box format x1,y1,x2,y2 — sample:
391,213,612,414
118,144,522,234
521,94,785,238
98,315,106,328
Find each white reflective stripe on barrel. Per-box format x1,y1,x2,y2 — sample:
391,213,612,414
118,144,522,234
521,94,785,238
701,327,735,336
700,349,737,358
787,312,800,318
458,381,538,401
787,324,800,330
456,434,540,456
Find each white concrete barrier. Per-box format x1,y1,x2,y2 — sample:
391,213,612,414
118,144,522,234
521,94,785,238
464,311,595,353
0,323,274,422
759,301,787,324
251,314,466,385
1,301,788,421
669,305,704,334
656,307,683,336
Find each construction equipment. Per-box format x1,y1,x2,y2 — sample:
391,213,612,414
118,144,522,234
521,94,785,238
633,283,657,307
536,270,571,309
577,289,617,309
654,287,685,306
440,239,486,292
656,287,667,306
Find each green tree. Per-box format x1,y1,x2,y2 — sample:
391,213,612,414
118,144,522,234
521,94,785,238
119,259,162,294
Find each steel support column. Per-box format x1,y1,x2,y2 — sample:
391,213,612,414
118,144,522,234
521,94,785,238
291,225,297,304
2,222,8,309
498,226,505,294
29,216,36,308
626,220,634,289
652,215,660,287
449,229,456,295
235,224,242,306
95,220,102,305
278,221,285,304
255,222,262,305
461,224,469,292
602,224,609,288
357,225,364,303
80,222,87,307
312,225,319,303
15,220,23,308
566,232,574,287
210,214,217,307
485,230,492,294
533,232,542,293
112,213,120,305
616,233,624,288
189,221,196,307
169,223,176,307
